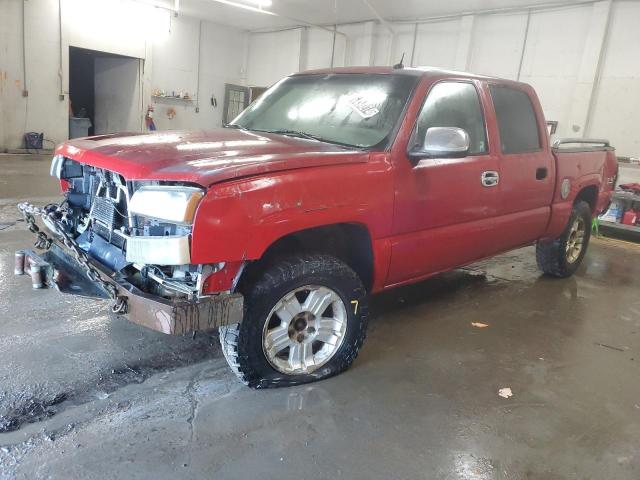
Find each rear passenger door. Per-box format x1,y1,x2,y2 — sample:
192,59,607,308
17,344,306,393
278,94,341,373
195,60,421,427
487,84,555,253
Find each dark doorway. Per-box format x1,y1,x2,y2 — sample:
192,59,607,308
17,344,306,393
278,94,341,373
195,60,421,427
69,47,96,136
69,47,142,138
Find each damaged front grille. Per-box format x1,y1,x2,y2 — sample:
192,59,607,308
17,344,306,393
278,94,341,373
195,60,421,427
57,159,202,299
90,196,117,230
92,222,126,249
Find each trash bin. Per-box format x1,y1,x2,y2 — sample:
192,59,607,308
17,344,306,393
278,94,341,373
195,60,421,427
69,117,92,139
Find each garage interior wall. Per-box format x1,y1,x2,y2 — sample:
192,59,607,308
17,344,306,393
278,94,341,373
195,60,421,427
0,0,247,150
151,15,248,131
1,0,639,158
244,0,639,158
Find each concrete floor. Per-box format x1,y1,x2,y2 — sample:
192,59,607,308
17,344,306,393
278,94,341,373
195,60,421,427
1,154,639,479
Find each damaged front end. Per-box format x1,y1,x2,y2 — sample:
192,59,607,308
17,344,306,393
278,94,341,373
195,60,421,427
15,156,243,335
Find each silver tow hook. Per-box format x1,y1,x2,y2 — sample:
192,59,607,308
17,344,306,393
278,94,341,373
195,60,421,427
111,296,129,315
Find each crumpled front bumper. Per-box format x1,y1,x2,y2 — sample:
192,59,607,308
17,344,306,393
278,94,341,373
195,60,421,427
14,243,244,335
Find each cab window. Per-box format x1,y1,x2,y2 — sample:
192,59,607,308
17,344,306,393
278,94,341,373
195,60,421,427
489,85,541,154
410,82,488,155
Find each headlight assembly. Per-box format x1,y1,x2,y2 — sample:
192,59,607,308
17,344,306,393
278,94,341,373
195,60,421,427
129,186,204,225
50,155,83,179
50,154,65,178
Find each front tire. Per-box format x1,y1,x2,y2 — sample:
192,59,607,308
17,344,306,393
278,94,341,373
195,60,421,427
536,201,592,278
219,254,368,388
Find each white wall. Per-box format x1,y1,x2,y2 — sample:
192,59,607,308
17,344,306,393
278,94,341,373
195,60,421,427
244,0,640,158
519,5,593,139
151,17,247,131
0,0,247,150
3,0,640,158
302,27,335,70
467,12,528,79
589,0,640,157
389,24,415,66
340,22,375,67
246,29,302,87
1,0,71,150
4,0,157,149
0,0,23,151
413,18,466,70
195,20,248,129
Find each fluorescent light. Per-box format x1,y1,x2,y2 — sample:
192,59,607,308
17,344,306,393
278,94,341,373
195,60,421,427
209,0,276,15
244,0,272,6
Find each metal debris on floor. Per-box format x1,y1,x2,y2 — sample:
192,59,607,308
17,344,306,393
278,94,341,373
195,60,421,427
498,387,513,399
471,322,489,328
595,342,626,352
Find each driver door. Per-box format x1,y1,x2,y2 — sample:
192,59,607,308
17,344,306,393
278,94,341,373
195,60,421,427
386,79,501,286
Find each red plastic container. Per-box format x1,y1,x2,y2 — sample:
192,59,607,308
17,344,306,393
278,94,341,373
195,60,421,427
622,210,637,225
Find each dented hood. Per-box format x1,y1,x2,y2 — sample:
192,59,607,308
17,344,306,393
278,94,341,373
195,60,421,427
56,129,369,187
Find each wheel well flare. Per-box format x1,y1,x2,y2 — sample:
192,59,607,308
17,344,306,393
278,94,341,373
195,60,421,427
243,224,374,291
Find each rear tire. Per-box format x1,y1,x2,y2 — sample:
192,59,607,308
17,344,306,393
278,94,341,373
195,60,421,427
219,254,368,389
536,201,592,278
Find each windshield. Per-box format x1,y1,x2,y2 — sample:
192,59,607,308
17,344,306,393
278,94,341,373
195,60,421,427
230,73,418,149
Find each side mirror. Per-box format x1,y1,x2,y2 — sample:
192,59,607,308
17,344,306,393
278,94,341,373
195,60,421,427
408,127,470,161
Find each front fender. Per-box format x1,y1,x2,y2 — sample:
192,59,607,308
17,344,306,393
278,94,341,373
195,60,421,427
190,156,394,265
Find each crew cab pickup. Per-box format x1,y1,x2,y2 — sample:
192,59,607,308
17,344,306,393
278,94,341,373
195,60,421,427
16,67,618,388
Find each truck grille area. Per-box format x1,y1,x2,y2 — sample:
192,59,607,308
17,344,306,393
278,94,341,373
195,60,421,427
63,164,132,250
90,196,116,230
92,222,126,249
57,158,200,299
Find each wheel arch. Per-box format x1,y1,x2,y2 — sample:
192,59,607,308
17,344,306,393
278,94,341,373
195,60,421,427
574,184,599,214
240,223,375,292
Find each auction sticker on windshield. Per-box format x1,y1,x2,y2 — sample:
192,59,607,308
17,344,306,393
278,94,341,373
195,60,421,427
343,93,381,119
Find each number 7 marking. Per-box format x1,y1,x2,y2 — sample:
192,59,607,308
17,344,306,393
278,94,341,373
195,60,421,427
350,300,359,315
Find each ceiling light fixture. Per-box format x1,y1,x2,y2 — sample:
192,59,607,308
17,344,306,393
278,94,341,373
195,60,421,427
243,0,272,7
209,0,276,15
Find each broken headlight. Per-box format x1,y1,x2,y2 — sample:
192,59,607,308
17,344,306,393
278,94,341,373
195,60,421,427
50,155,83,179
129,185,204,225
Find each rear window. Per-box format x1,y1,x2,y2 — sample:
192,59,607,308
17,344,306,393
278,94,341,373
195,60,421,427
490,85,541,154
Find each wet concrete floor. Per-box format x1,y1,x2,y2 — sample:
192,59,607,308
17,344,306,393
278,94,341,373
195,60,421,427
1,155,639,479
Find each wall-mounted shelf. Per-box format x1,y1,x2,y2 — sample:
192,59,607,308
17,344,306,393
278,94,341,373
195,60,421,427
151,95,195,102
599,189,640,241
613,191,640,203
599,220,640,242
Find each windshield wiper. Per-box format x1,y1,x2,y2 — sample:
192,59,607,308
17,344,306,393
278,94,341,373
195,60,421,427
256,129,363,149
260,129,321,141
226,126,328,145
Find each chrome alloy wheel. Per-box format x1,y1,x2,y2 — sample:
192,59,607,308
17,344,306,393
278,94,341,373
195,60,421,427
566,216,586,263
262,285,348,375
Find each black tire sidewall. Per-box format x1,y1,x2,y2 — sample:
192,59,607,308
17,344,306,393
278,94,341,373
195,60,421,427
237,256,368,388
559,202,592,275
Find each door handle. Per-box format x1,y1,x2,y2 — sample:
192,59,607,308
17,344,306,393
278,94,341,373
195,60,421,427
536,167,548,180
481,171,499,187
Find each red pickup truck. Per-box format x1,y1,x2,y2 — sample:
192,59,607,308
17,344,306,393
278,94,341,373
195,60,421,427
17,67,618,388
